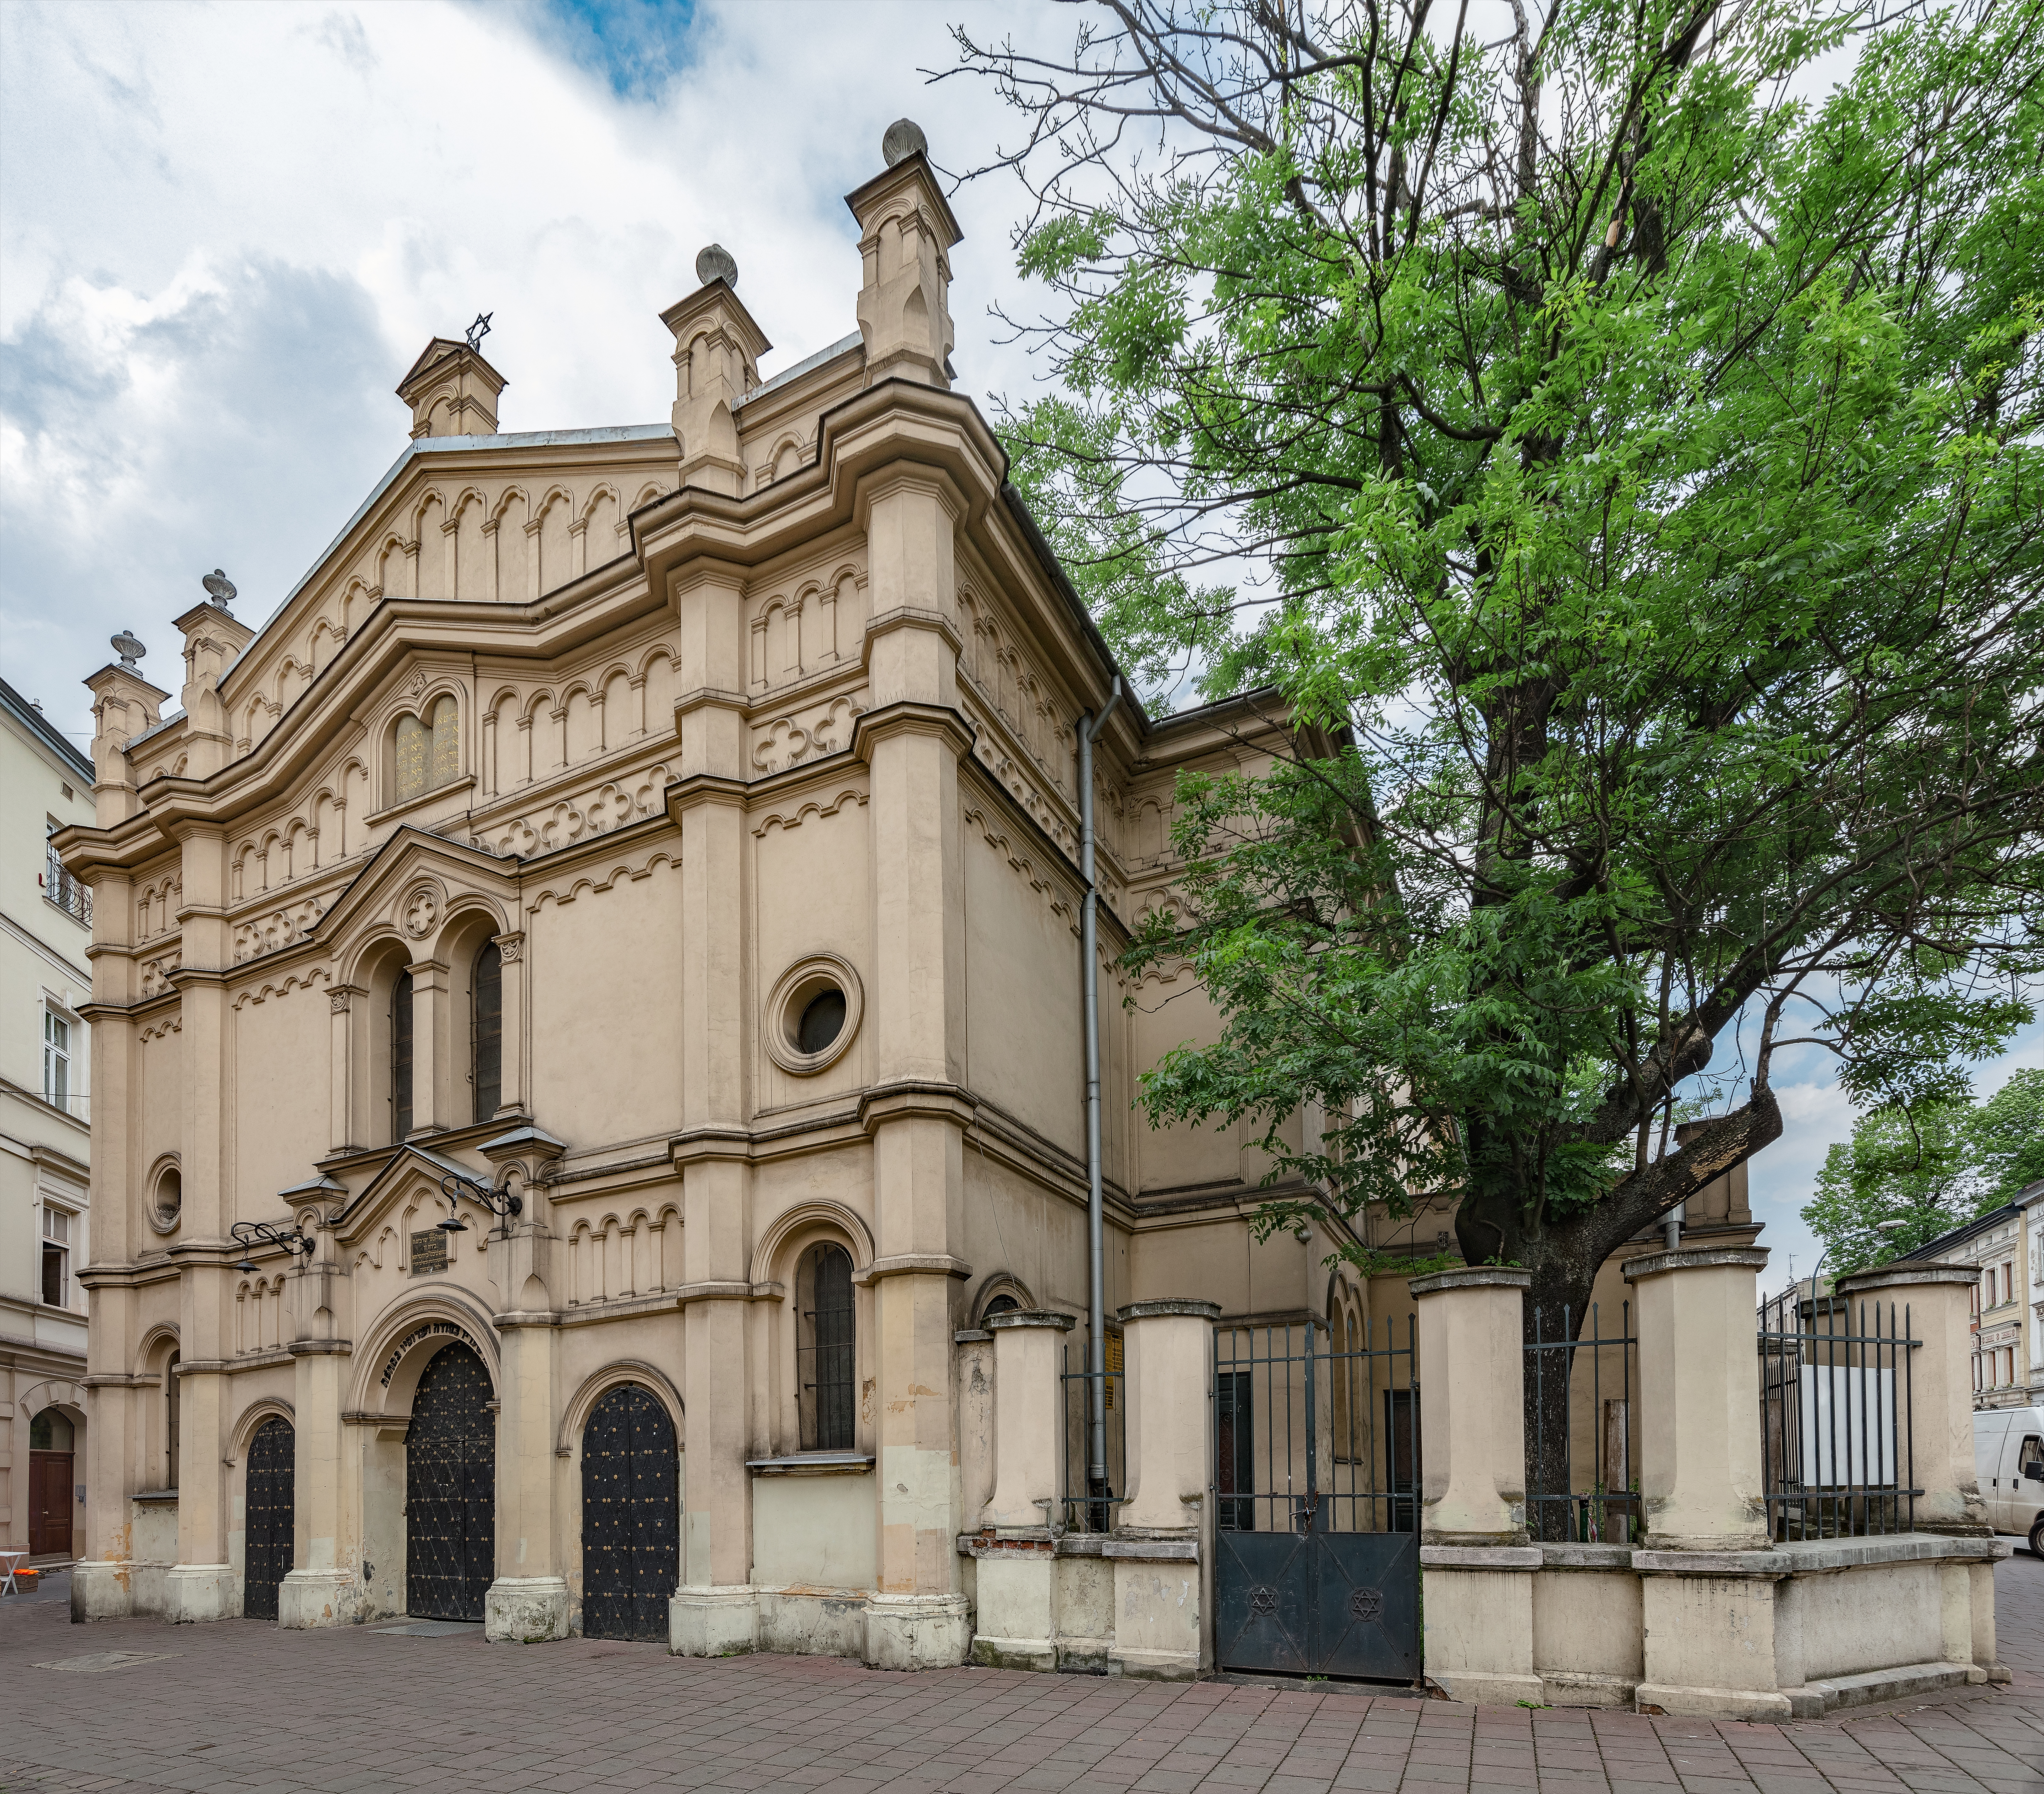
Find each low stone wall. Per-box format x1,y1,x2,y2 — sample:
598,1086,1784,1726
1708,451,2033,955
1424,1533,2009,1718
959,1531,1201,1678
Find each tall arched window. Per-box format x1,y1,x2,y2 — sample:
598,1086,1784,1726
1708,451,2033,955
797,1243,854,1451
394,695,460,803
472,941,502,1123
391,968,414,1140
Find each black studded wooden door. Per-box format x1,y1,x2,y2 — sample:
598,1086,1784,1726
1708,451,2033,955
405,1343,496,1620
581,1382,679,1641
1212,1319,1421,1681
243,1417,295,1620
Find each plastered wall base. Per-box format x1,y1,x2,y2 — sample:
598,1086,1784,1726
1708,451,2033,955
864,1592,969,1670
69,1560,137,1622
278,1568,359,1630
669,1586,760,1656
165,1564,238,1623
485,1575,570,1642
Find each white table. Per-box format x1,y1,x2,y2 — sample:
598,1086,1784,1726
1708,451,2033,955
0,1549,27,1598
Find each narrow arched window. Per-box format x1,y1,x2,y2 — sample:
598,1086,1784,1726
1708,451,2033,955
391,968,414,1141
797,1243,854,1452
165,1350,181,1490
472,941,502,1124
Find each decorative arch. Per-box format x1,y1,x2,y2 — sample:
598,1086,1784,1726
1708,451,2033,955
749,1198,875,1287
556,1361,684,1457
226,1396,296,1465
972,1273,1037,1323
348,1289,501,1417
16,1378,85,1424
134,1322,181,1378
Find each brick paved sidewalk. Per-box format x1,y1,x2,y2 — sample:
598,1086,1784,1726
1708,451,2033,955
2,1554,2037,1794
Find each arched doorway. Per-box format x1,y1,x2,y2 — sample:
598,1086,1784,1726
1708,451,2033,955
243,1418,295,1620
581,1382,678,1641
27,1409,74,1556
405,1343,495,1620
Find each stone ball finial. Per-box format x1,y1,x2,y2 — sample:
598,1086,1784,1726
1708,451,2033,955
695,244,738,289
201,568,237,610
111,629,146,669
882,118,928,167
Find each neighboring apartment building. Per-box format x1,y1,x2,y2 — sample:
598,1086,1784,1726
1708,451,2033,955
1900,1178,2044,1408
1,674,95,1560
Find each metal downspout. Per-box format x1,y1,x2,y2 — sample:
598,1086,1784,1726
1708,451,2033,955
1078,676,1124,1518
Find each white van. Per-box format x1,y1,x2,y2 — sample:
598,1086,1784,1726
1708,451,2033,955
1973,1406,2044,1553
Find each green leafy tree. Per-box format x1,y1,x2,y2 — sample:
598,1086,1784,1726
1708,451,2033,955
952,0,2044,1479
1807,1066,2044,1274
1972,1066,2044,1205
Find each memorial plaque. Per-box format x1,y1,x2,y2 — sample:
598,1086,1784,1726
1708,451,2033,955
410,1229,448,1276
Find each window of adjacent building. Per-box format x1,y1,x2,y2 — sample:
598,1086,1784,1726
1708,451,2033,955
391,969,414,1140
796,1242,854,1452
394,695,460,804
43,1006,70,1110
472,941,502,1124
41,1205,72,1306
165,1351,181,1490
2002,1262,2015,1307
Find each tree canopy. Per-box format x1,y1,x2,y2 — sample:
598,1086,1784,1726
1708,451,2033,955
954,0,2044,1319
1803,1067,2044,1274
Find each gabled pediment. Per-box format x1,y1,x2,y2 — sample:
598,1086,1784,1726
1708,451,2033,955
312,824,519,962
324,1140,483,1247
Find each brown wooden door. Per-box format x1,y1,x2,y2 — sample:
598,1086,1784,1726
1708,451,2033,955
29,1451,73,1555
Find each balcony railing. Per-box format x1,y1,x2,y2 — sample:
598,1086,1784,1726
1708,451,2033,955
44,850,91,926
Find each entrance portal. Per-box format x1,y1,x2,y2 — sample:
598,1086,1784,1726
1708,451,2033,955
243,1417,295,1620
581,1382,679,1641
405,1342,496,1620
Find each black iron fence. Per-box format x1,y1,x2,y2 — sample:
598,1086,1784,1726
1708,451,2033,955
1757,1287,1919,1540
1060,1333,1126,1531
1525,1300,1640,1544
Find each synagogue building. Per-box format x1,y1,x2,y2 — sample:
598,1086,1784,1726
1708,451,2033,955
53,121,1395,1669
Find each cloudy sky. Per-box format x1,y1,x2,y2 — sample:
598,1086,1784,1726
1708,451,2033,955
2,0,2034,1277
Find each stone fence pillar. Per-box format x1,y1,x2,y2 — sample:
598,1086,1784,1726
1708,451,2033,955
1108,1299,1217,1680
969,1310,1072,1669
1832,1263,1989,1537
1410,1267,1541,1706
1625,1245,1779,1717
1835,1260,2000,1684
1625,1247,1770,1550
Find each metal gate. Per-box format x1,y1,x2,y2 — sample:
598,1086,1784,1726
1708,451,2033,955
581,1382,679,1641
243,1417,295,1620
1213,1317,1420,1681
406,1343,496,1620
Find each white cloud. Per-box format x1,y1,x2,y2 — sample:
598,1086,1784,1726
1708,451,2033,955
1,0,1060,741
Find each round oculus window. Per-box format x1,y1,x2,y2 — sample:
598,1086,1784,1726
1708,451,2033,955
798,988,847,1055
764,953,863,1074
149,1164,183,1234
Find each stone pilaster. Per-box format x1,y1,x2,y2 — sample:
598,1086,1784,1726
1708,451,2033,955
1109,1300,1215,1679
1833,1262,1990,1537
1409,1268,1541,1705
970,1310,1071,1670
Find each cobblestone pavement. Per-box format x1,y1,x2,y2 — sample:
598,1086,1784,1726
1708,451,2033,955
3,1555,2038,1794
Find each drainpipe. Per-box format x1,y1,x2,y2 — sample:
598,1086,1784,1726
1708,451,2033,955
1663,1200,1684,1252
1078,676,1124,1519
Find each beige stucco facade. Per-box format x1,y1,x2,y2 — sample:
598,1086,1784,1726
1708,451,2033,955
53,127,1372,1664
